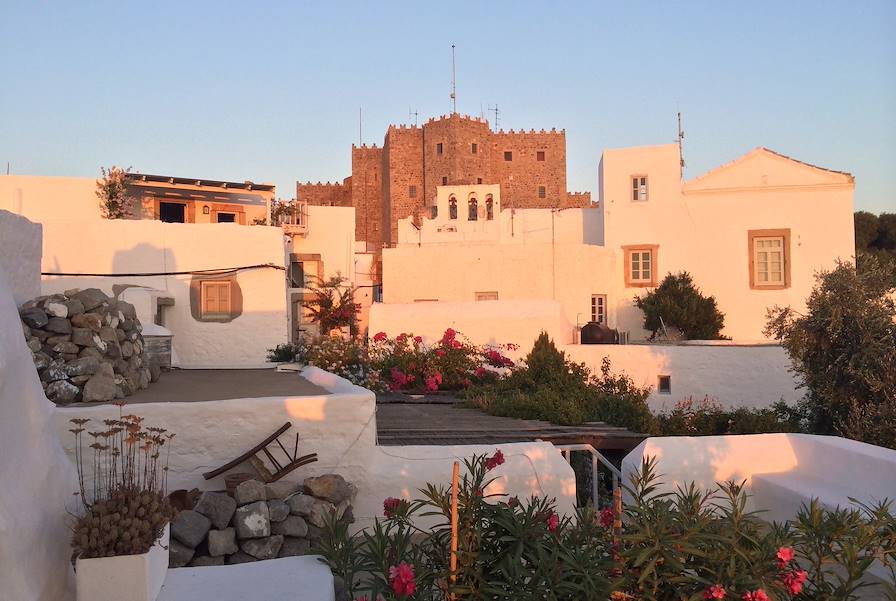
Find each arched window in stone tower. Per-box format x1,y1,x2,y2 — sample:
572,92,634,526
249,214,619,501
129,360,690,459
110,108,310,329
448,195,457,220
468,196,478,221
485,194,494,220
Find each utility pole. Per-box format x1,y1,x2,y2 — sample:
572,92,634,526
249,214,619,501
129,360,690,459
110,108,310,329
450,44,457,114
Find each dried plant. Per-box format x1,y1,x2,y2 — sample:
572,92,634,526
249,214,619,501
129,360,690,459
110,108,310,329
68,408,177,559
96,165,134,219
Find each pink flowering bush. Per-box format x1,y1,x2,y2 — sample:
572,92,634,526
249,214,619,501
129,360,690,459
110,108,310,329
368,328,515,393
318,453,895,601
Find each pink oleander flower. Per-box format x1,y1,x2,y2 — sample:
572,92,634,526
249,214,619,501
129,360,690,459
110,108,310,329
373,332,387,342
435,349,446,357
389,562,416,596
781,570,808,595
506,495,519,508
776,546,795,567
484,449,505,471
742,591,769,601
599,506,615,528
413,335,422,344
546,511,559,532
451,339,462,349
425,376,439,392
442,328,456,342
503,356,514,367
383,497,401,518
396,333,407,345
474,367,487,378
704,585,726,599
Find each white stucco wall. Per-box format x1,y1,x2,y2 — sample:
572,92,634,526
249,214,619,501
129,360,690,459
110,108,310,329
54,367,576,531
0,175,100,222
0,210,42,305
563,343,799,410
600,145,855,340
622,434,896,524
370,299,573,348
0,256,76,601
288,205,356,282
39,219,287,368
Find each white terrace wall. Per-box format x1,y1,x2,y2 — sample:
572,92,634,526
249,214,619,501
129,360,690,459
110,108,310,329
370,299,574,348
54,367,577,531
39,219,287,368
0,210,42,305
289,205,356,282
0,229,76,601
0,174,100,222
563,343,799,411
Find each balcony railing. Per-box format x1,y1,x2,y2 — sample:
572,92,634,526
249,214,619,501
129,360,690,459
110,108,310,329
281,201,308,234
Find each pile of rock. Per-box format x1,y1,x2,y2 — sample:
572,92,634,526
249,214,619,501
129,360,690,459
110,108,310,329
168,474,355,568
19,288,158,403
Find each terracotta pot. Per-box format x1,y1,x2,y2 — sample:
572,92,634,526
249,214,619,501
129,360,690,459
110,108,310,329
75,524,169,601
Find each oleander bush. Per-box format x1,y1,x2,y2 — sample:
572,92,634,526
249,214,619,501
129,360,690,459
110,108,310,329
319,453,896,601
655,396,805,437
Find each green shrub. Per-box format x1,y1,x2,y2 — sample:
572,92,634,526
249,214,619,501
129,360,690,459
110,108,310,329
766,258,896,449
635,271,727,340
266,342,306,363
655,397,804,436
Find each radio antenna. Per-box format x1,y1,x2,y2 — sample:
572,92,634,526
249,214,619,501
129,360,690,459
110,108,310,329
450,44,457,114
677,111,685,178
488,104,500,130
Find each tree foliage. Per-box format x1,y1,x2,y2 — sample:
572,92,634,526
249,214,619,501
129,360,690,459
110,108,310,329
96,165,134,219
765,258,896,448
854,210,896,279
301,275,361,337
635,271,727,340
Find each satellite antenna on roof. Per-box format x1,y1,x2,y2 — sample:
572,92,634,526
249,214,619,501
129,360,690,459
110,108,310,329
488,104,500,130
409,107,419,126
677,111,685,179
450,44,457,114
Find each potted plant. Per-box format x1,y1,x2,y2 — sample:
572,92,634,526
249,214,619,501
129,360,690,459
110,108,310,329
68,413,176,601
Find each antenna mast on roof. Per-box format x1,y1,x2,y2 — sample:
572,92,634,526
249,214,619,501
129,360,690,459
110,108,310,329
677,111,685,179
409,107,418,126
450,44,457,114
359,106,363,146
488,104,500,130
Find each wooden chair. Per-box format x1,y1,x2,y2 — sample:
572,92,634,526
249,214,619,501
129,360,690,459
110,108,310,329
202,422,318,483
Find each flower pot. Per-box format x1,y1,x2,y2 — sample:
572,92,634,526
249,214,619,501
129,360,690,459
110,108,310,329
76,524,169,601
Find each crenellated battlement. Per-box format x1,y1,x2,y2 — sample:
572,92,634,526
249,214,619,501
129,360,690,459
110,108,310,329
297,180,348,188
352,143,381,151
425,113,489,125
494,127,565,136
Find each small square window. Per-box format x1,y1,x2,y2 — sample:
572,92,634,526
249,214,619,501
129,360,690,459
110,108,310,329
477,177,482,184
475,291,498,301
538,186,546,198
537,150,545,161
201,281,232,318
436,143,443,154
471,143,478,154
442,176,448,185
409,185,417,198
658,375,671,394
632,176,648,201
504,151,512,161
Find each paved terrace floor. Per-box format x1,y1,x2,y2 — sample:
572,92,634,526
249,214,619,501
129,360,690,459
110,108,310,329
376,401,647,452
79,368,329,406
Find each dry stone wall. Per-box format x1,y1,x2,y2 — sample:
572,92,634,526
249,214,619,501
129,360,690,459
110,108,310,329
19,287,158,403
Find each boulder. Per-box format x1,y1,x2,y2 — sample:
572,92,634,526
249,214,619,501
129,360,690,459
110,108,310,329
45,302,68,318
31,328,52,341
114,300,137,320
82,370,117,402
193,491,237,530
303,474,354,505
287,494,316,517
99,326,118,343
40,361,68,383
307,499,337,529
225,551,258,565
234,479,266,506
79,347,103,360
32,352,51,370
271,515,308,538
64,356,100,377
46,380,79,403
169,539,195,568
63,298,85,316
72,288,109,311
171,510,211,548
188,555,225,567
278,536,311,558
267,499,290,523
70,327,96,347
121,340,134,358
240,535,283,560
206,528,239,556
46,334,72,346
233,501,270,539
22,322,31,338
71,312,102,332
45,317,73,334
20,307,48,329
52,341,80,355
265,480,301,500
26,337,42,352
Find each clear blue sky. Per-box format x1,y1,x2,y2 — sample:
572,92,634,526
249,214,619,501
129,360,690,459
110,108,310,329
2,1,894,213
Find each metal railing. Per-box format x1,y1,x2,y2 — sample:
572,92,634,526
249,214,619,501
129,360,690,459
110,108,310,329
555,443,622,507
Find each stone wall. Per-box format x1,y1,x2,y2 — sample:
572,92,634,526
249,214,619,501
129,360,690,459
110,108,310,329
19,288,157,404
168,475,355,568
296,180,351,207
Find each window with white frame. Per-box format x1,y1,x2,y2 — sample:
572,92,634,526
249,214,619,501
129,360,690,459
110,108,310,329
632,176,648,201
749,229,790,289
591,294,607,324
624,246,656,286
